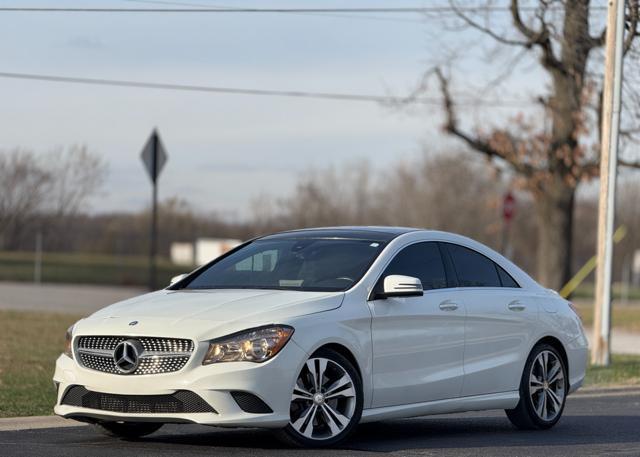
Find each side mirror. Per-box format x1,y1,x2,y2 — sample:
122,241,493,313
382,275,423,298
170,273,189,285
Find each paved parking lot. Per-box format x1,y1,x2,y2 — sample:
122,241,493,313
0,281,144,314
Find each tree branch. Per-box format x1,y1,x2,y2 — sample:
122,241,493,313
435,68,536,177
507,0,565,73
590,29,606,49
448,1,531,47
591,0,639,52
619,158,640,168
624,0,639,54
580,157,640,179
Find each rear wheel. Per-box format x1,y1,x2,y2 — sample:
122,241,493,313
93,422,163,439
276,348,363,447
506,343,567,430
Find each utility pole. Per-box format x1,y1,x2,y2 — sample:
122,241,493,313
592,0,626,366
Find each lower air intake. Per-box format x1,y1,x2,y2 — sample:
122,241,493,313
61,385,216,414
231,391,273,414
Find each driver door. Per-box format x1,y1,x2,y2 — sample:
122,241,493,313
368,242,466,407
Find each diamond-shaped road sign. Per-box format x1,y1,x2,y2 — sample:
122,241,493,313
140,129,168,183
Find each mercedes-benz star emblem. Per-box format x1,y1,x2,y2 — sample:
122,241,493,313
113,339,144,374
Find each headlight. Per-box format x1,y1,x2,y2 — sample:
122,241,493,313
202,325,294,365
63,325,74,358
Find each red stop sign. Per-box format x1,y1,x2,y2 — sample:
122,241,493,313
503,192,516,222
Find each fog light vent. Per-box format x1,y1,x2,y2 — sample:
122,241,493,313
230,391,273,414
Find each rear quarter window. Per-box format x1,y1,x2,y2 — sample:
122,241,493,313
444,243,501,288
496,264,520,288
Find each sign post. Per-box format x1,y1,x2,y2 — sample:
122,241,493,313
141,129,168,290
501,191,516,256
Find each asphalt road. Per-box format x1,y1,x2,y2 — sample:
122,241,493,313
2,390,639,457
0,281,143,314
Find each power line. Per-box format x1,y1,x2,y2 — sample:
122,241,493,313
121,0,426,23
0,71,532,106
0,5,608,13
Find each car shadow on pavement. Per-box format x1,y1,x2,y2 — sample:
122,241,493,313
346,415,640,452
137,414,640,453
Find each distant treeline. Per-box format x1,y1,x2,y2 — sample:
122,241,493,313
2,150,639,283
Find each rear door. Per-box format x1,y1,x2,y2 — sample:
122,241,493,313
369,242,466,407
441,242,538,396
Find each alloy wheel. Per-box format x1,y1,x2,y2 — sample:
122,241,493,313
529,350,566,422
289,357,357,440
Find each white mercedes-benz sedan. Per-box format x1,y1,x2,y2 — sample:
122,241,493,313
54,227,588,447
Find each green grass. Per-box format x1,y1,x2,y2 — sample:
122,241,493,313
573,301,640,333
0,310,81,417
0,251,188,287
0,309,638,418
584,354,640,387
572,283,640,301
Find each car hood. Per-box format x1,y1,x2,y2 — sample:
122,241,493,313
76,289,344,341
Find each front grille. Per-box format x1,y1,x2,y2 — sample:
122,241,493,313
61,385,216,414
76,336,194,375
78,336,194,353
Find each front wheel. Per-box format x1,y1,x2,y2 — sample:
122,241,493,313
506,343,567,430
93,421,163,439
276,348,363,447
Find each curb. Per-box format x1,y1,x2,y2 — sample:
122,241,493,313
570,385,640,399
0,416,86,432
574,384,640,395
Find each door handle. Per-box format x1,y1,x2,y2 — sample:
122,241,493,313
439,301,459,311
508,300,526,311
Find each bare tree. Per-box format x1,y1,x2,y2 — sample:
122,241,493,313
0,150,51,248
251,152,506,247
429,0,640,289
45,145,108,218
0,147,107,250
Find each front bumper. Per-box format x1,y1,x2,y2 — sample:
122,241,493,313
53,339,308,428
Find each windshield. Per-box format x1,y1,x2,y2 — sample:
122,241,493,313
183,238,386,292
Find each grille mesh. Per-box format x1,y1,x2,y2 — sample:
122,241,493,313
78,353,119,374
76,336,194,375
61,385,216,414
78,336,194,353
231,391,273,414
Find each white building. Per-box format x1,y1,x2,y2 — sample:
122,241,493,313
170,238,241,266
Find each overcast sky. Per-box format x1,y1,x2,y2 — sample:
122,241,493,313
1,1,567,219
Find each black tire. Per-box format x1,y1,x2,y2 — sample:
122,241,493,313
506,343,568,430
275,348,363,448
93,422,163,439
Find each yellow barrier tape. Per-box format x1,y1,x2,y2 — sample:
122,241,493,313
559,225,627,298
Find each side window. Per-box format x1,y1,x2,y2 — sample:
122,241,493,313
497,264,520,288
445,243,501,287
382,242,447,290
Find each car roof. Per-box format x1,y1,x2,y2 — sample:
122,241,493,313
260,226,422,242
